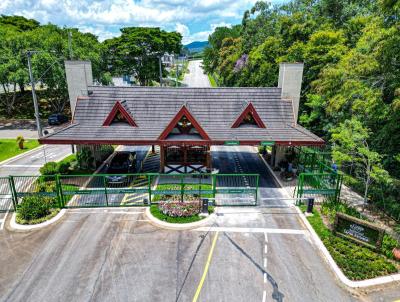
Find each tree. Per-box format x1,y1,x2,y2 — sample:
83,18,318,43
330,118,389,208
104,27,182,86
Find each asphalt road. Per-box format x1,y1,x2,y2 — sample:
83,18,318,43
0,144,71,224
182,60,211,87
0,146,365,302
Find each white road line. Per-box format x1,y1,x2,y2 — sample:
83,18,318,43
193,226,307,235
264,244,268,254
1,164,43,168
0,218,4,230
262,291,266,302
264,232,268,242
263,258,267,268
263,272,267,283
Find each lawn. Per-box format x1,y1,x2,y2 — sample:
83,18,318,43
300,204,399,280
0,139,39,162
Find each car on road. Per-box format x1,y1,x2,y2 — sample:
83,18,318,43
48,113,69,125
105,151,137,185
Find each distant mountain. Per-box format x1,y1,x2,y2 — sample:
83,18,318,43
184,41,209,53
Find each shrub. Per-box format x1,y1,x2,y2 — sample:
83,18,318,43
39,162,58,176
77,147,94,169
17,195,56,221
57,161,71,174
16,135,25,149
159,201,201,217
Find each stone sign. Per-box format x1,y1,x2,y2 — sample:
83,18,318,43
334,212,385,249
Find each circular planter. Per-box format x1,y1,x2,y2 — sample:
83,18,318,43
145,207,216,230
9,209,66,231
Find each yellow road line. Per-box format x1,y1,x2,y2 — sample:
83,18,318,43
192,231,219,302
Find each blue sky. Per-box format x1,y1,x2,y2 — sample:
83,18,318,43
0,0,285,44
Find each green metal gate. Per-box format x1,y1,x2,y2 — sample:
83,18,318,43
0,177,14,212
6,173,259,209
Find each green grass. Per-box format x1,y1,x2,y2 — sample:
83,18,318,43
0,139,39,162
151,183,214,202
208,74,218,87
150,204,204,223
300,205,399,280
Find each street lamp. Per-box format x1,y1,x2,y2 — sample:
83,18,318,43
26,50,42,138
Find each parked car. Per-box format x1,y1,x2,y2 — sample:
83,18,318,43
48,113,69,125
105,151,137,185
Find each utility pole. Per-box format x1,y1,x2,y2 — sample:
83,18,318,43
159,55,163,87
68,31,73,59
27,51,42,138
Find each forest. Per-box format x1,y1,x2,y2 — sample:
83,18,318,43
0,15,182,118
203,0,400,219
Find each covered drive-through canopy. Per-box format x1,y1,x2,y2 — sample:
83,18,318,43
39,86,324,146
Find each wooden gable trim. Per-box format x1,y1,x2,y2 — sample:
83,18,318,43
158,105,210,140
102,101,137,127
231,102,266,128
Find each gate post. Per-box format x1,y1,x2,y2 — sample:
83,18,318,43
180,174,184,203
55,174,64,208
212,174,217,200
148,174,152,204
8,176,18,211
103,175,109,207
255,174,259,205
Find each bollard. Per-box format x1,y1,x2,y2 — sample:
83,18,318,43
201,198,209,214
307,198,314,213
144,198,149,206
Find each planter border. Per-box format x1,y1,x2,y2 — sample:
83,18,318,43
9,209,66,231
145,206,216,230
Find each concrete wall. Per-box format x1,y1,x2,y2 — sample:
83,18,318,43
65,61,93,115
278,63,304,123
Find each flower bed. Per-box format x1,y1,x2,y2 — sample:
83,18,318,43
159,201,201,217
301,204,400,280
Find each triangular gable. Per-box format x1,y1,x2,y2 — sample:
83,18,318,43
158,105,210,140
103,101,137,127
231,102,266,128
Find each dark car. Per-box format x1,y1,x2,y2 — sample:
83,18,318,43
48,113,69,125
105,151,137,185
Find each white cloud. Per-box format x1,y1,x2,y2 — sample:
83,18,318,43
1,0,264,42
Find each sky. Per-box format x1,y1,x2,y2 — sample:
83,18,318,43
0,0,284,44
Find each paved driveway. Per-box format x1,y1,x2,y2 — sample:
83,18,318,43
182,60,211,87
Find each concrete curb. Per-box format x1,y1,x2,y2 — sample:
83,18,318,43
9,209,66,231
144,207,216,231
258,150,400,288
0,145,43,166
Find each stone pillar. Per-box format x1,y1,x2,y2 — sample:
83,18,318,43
273,145,287,168
160,145,165,173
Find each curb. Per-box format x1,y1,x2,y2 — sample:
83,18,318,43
9,209,66,231
258,149,400,288
144,207,216,231
0,144,43,166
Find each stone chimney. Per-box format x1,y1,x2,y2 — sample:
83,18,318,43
64,60,93,115
278,63,304,123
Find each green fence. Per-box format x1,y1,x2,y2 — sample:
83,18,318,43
295,147,342,203
4,173,259,211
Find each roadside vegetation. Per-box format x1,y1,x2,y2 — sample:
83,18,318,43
208,74,218,87
203,0,400,228
150,203,214,224
0,138,39,162
0,15,183,119
301,201,400,280
16,195,60,225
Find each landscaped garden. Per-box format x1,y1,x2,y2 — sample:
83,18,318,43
301,200,400,280
0,138,39,162
150,202,214,224
16,195,60,225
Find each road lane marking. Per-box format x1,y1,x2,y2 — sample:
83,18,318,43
193,226,307,235
262,290,266,302
263,258,267,268
1,164,42,168
192,231,219,302
263,272,267,283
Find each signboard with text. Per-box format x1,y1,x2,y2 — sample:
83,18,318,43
224,141,240,146
334,213,385,249
260,141,275,146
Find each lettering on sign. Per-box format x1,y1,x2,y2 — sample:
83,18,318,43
334,212,385,249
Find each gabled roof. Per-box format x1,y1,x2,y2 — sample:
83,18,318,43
231,102,266,128
103,100,137,127
40,86,324,146
158,105,210,140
